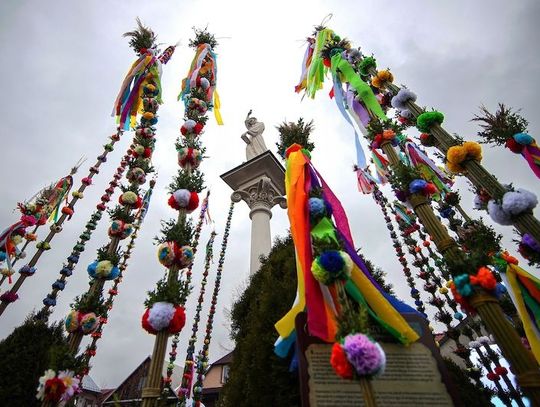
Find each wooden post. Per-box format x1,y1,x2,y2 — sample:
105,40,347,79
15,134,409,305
381,141,540,403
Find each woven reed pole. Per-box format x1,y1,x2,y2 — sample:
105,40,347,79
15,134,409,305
383,80,540,244
381,140,540,403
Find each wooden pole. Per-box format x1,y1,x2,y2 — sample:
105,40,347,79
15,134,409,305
381,141,540,403
359,377,377,407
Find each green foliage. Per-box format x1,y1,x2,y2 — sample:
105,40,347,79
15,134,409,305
168,169,205,194
0,314,84,406
220,235,300,406
457,220,502,259
123,18,157,55
275,118,315,159
156,218,194,245
71,289,108,315
189,27,218,50
365,118,403,141
360,254,395,295
416,111,445,133
388,161,422,193
96,244,122,266
131,157,154,174
144,275,190,307
442,358,494,406
108,204,136,224
472,104,528,145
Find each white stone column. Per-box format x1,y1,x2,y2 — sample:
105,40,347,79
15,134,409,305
231,176,286,274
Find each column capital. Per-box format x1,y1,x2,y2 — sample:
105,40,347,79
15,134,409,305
231,176,287,213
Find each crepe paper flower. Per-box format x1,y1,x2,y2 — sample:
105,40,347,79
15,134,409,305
343,333,386,376
36,369,56,400
58,370,80,400
330,342,354,379
416,111,444,133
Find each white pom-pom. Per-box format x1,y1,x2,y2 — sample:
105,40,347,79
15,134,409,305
473,195,484,210
184,119,196,130
502,188,538,216
148,302,175,331
487,200,513,226
173,189,191,207
477,336,491,345
400,108,414,119
391,88,417,110
468,340,480,349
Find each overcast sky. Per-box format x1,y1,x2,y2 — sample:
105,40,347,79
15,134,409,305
1,0,539,389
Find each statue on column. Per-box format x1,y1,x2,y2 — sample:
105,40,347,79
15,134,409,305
241,110,268,160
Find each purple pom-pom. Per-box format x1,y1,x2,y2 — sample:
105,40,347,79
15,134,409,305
502,189,538,216
487,200,513,226
391,88,417,110
342,333,385,375
0,291,19,303
522,233,540,252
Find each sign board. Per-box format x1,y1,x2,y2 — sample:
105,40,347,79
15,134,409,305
295,312,461,406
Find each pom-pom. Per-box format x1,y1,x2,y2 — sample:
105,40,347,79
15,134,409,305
330,343,354,379
168,306,186,334
470,267,497,291
409,179,428,194
65,310,80,333
178,148,202,170
308,197,327,219
513,133,534,146
391,88,417,110
501,188,538,216
80,313,99,334
522,234,540,252
454,274,473,297
0,291,19,303
371,70,394,89
487,372,500,381
169,189,191,210
505,137,524,154
342,333,385,376
157,242,176,267
176,245,194,267
494,366,508,375
462,141,482,161
197,77,210,90
487,200,513,225
87,260,119,280
416,111,444,133
126,167,146,185
119,191,138,206
143,302,175,333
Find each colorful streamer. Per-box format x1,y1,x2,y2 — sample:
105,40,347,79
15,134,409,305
521,142,540,179
275,147,419,356
495,253,540,362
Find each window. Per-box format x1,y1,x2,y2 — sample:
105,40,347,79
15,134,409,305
221,365,230,384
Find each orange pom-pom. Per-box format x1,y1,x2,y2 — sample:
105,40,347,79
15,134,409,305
371,70,394,89
470,267,497,291
446,146,467,164
382,129,396,140
446,160,465,174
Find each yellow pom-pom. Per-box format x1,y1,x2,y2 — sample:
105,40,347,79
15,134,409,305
446,280,453,288
463,141,482,161
446,145,467,164
438,287,449,294
372,70,394,89
143,112,155,120
447,161,465,174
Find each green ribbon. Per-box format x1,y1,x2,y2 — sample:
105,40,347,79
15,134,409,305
330,53,387,121
345,279,408,344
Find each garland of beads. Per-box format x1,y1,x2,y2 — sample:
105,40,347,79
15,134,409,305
0,130,124,315
79,180,156,377
36,145,134,319
372,188,426,315
163,193,210,391
174,231,216,396
191,201,234,405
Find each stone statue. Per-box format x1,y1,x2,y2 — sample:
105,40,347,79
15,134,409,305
241,110,268,160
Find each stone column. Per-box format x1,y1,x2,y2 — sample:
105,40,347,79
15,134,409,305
232,176,286,274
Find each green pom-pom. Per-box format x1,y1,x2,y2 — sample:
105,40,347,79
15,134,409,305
358,56,377,76
311,259,330,285
416,111,444,133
